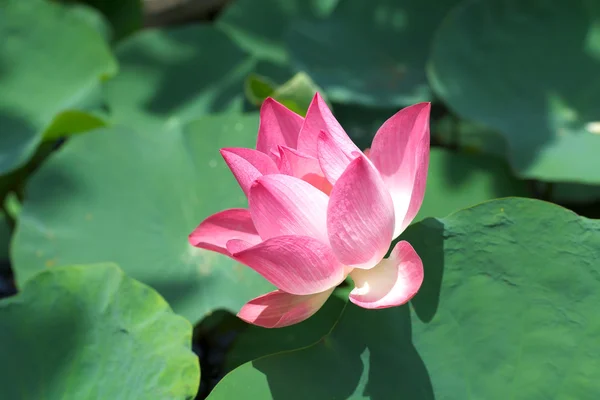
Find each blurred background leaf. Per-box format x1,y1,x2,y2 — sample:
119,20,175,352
59,0,143,40
0,263,199,399
56,1,114,41
42,110,109,141
104,24,254,131
216,0,340,63
416,149,527,222
428,0,600,184
286,0,462,107
0,0,117,176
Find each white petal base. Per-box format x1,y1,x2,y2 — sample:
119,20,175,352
349,241,424,309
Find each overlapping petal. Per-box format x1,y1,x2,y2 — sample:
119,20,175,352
349,241,424,309
188,208,261,256
237,288,334,328
297,93,356,158
249,174,329,243
277,146,332,194
327,156,395,270
220,148,279,197
369,102,431,237
227,235,346,295
256,98,304,155
317,129,361,185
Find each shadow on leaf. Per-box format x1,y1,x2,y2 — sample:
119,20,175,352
245,219,446,399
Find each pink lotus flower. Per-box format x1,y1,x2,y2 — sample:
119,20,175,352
189,93,430,328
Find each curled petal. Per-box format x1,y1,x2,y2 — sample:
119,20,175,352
317,129,361,185
257,98,304,155
327,156,395,270
188,208,261,256
238,288,334,328
277,146,332,194
227,235,346,295
249,174,329,242
297,93,355,158
369,103,431,237
349,241,424,309
221,148,279,197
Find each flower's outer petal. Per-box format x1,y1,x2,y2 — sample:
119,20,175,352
256,98,304,155
317,129,361,185
297,93,356,158
221,148,279,197
188,208,261,256
238,288,334,328
369,103,431,237
277,146,332,194
249,174,329,242
401,139,428,229
349,241,423,309
227,235,346,295
327,156,395,270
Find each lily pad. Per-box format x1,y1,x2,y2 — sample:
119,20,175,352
428,0,600,183
0,0,116,175
286,0,461,107
217,0,340,63
209,198,600,399
11,114,274,324
104,25,255,132
0,263,199,399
